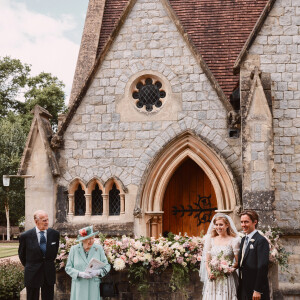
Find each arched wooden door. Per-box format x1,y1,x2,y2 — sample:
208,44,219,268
163,158,217,236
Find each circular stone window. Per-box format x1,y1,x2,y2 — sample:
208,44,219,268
132,77,166,112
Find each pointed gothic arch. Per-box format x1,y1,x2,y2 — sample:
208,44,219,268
68,178,86,217
140,131,240,237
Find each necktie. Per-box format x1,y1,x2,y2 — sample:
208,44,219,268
242,236,249,255
40,231,46,256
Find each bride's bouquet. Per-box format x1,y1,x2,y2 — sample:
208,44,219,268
209,251,235,281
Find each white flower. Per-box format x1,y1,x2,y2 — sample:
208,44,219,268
144,253,152,261
250,239,255,242
134,241,143,250
114,258,126,271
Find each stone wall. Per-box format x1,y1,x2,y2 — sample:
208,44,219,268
57,0,242,235
241,0,300,287
25,128,56,230
55,268,203,300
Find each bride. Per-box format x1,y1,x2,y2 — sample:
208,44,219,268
200,213,241,300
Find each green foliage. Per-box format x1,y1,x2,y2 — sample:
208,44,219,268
128,262,150,299
0,56,67,226
169,263,189,299
0,117,27,226
98,232,107,244
0,56,30,118
260,227,291,272
23,72,66,127
0,260,24,299
0,56,67,126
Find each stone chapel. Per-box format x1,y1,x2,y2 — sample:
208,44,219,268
19,0,300,295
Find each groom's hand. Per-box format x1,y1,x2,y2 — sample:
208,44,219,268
252,291,261,300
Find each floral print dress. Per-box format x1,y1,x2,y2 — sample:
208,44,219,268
202,237,240,300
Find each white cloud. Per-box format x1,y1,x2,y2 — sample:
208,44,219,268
0,0,80,103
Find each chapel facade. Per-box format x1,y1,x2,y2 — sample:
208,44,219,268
19,0,300,295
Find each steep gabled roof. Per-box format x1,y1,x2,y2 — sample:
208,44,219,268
19,105,60,176
55,0,232,139
96,0,269,99
234,0,276,72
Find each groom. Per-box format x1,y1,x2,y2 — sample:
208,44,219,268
238,210,270,300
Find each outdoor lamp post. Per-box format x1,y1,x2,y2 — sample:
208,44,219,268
2,175,10,240
2,175,34,240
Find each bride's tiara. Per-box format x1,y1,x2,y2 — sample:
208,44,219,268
214,213,229,219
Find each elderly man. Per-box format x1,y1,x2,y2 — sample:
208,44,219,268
18,210,60,300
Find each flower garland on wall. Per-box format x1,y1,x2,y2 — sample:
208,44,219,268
55,228,289,297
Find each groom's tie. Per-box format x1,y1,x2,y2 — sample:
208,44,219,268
40,231,47,256
240,236,249,266
242,236,249,255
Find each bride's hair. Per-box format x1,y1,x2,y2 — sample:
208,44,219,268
211,215,237,237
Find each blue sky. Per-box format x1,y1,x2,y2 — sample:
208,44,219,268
0,0,89,102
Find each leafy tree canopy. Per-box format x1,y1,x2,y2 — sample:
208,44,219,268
0,117,27,226
0,56,67,126
0,56,67,226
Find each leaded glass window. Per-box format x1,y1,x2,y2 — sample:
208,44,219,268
74,185,85,216
132,78,166,112
109,183,120,215
92,184,103,215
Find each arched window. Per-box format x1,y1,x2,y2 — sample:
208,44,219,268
92,184,103,215
109,183,120,215
74,185,85,216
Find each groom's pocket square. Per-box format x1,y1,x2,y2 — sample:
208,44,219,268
51,242,56,245
250,244,254,249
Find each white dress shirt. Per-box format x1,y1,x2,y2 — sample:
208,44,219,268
36,227,47,244
245,229,257,241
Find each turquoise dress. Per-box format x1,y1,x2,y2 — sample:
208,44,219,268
65,243,111,300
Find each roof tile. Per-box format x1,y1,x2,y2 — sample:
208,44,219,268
97,0,269,100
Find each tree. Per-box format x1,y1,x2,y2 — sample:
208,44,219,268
0,56,66,127
0,56,67,232
0,57,30,118
0,117,27,238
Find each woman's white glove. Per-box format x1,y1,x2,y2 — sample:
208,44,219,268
87,269,101,277
78,272,93,279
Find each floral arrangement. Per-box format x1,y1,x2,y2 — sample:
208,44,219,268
55,235,77,270
260,227,290,271
209,250,234,281
101,232,203,297
102,233,203,273
55,227,289,297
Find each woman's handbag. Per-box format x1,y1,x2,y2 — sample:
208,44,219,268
100,281,118,297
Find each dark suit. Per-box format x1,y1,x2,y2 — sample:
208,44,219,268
238,231,270,300
18,227,60,300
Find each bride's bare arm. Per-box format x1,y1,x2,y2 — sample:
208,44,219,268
206,252,215,279
233,254,239,269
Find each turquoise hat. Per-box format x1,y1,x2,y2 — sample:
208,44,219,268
76,225,99,242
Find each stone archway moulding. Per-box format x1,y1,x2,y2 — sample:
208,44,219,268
140,132,240,236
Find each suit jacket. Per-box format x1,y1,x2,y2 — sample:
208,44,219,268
18,227,60,288
238,231,270,300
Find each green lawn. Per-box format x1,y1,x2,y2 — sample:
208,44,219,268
0,245,19,258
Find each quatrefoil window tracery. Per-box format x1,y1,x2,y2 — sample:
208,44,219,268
132,78,166,112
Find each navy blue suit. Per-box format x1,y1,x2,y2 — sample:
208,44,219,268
18,228,59,300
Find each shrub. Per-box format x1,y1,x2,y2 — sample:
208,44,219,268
0,259,24,300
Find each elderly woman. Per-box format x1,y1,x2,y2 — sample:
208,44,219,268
65,226,111,300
